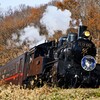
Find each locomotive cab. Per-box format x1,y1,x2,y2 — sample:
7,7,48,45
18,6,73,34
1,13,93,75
22,41,56,88
27,41,55,76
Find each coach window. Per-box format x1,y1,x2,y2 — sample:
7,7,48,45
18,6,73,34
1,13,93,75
34,47,47,58
0,71,1,76
6,73,10,77
19,58,23,72
5,68,9,77
11,66,15,75
29,54,33,63
0,71,2,79
2,75,5,79
4,69,6,74
34,48,39,58
15,62,19,73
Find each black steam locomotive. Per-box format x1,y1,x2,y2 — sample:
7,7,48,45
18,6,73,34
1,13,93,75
56,26,100,88
0,25,100,88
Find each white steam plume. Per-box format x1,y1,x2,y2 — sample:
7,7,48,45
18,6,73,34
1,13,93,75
19,25,46,48
40,6,72,37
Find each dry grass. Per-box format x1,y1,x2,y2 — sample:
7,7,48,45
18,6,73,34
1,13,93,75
0,84,100,100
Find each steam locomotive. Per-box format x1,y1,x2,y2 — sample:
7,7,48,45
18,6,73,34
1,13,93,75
0,25,100,88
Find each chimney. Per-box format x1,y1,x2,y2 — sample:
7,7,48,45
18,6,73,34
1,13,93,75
78,25,87,38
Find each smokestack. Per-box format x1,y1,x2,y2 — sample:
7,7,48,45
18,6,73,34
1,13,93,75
78,25,87,38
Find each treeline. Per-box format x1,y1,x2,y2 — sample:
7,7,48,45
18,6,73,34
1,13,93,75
0,5,48,65
0,5,47,47
57,0,100,39
0,0,100,65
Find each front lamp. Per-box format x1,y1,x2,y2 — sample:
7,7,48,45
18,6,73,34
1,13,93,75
83,31,90,37
81,55,96,71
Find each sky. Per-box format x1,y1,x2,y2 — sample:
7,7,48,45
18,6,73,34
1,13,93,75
0,0,63,11
0,0,53,10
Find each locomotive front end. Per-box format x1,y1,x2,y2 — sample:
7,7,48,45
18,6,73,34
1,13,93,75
56,26,100,88
71,26,100,88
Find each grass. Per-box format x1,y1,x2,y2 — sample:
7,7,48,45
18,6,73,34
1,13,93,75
0,84,100,100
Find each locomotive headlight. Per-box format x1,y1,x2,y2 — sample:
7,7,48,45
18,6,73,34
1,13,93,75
81,55,96,71
84,31,90,37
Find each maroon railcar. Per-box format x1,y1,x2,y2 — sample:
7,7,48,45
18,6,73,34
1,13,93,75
0,41,55,88
0,53,26,85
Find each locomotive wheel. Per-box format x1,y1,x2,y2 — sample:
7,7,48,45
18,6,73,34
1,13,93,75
79,78,100,88
22,77,35,89
57,77,65,88
46,66,57,87
68,77,78,88
57,74,68,88
23,76,44,89
61,75,79,88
